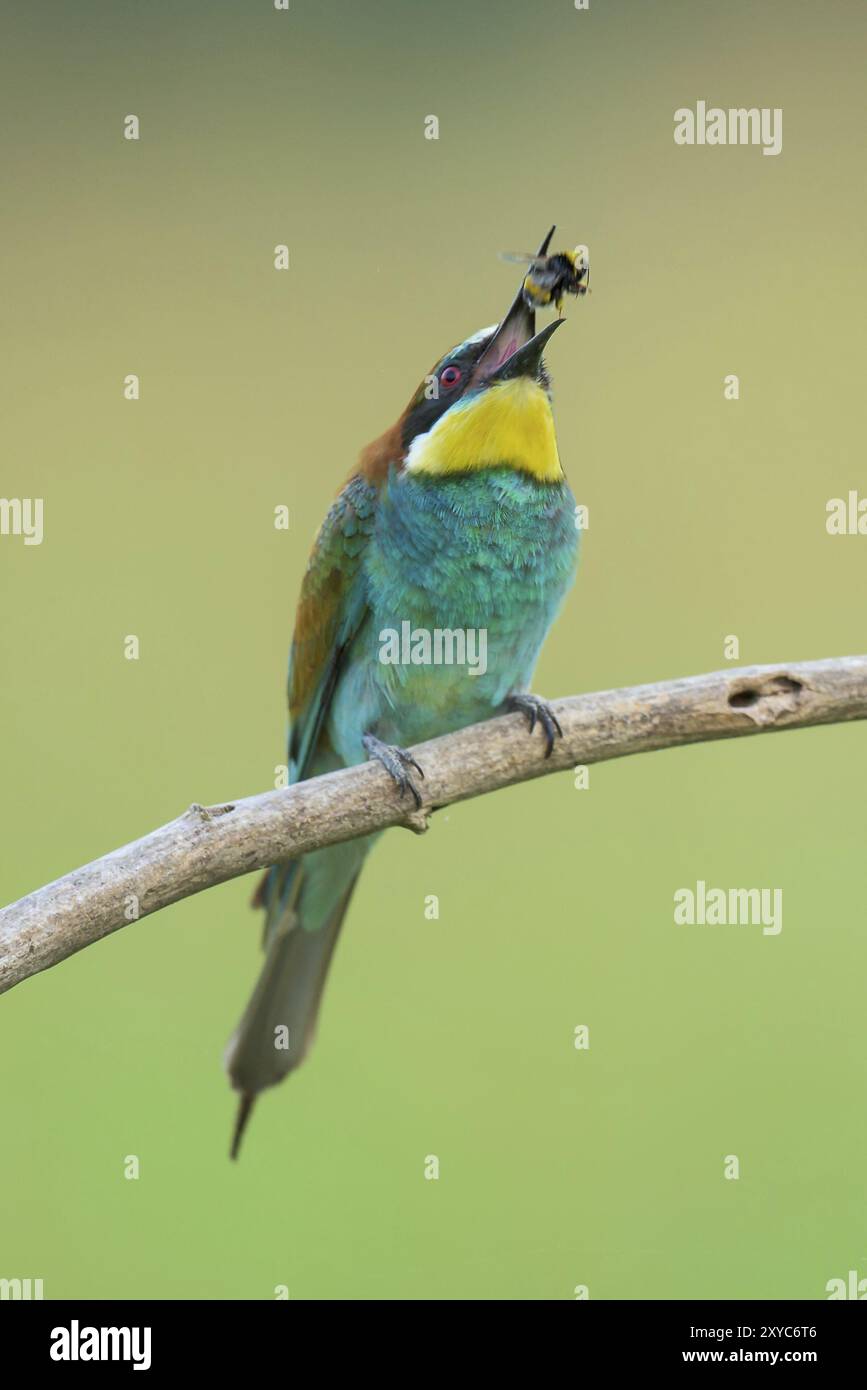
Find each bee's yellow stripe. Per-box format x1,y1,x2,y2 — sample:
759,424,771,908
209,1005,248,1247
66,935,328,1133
523,277,551,305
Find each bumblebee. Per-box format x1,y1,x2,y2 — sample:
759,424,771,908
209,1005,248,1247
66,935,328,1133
501,225,590,316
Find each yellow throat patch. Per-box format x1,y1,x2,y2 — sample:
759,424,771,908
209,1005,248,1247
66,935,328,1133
405,377,562,482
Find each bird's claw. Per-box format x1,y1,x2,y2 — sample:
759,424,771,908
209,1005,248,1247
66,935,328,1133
362,734,425,808
508,693,564,759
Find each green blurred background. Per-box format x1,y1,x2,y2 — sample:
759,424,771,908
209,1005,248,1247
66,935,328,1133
1,0,865,1300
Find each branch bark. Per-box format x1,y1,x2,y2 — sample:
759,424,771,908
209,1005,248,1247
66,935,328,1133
1,655,865,996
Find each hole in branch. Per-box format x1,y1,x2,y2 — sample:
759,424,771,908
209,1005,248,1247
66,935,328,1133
728,677,803,710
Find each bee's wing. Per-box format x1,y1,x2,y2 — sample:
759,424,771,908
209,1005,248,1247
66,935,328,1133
501,227,556,267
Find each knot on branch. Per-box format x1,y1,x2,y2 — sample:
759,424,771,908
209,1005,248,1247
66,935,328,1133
402,808,430,835
727,673,806,726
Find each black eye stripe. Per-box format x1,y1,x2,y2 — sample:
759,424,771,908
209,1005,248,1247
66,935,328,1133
401,330,498,453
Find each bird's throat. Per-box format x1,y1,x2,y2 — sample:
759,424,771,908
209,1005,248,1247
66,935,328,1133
405,378,563,482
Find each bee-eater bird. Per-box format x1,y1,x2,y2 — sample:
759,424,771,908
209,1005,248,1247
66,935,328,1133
226,231,581,1157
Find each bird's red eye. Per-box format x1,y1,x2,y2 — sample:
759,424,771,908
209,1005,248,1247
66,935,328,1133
440,365,462,390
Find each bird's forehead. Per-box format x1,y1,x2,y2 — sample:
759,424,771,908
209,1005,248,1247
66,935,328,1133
435,324,498,367
464,323,500,347
428,323,498,378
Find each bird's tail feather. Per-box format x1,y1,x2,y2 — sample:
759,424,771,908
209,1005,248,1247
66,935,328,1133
224,846,365,1158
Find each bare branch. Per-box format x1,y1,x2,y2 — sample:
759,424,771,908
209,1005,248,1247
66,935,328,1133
1,655,865,996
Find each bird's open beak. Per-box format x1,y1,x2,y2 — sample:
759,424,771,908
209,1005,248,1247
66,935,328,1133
486,315,564,383
470,226,562,387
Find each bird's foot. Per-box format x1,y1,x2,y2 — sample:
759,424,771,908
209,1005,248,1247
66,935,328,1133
362,733,425,808
507,693,564,759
